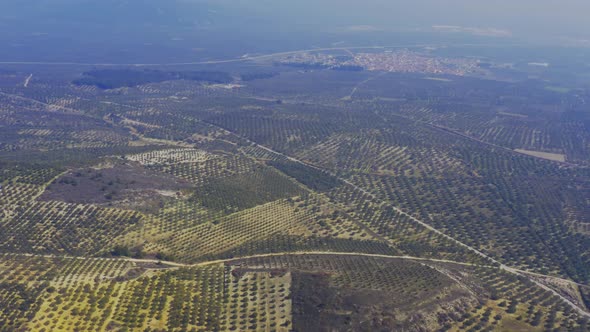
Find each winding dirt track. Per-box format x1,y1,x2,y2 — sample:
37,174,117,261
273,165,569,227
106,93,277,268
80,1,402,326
200,121,590,317
1,72,588,317
13,250,589,317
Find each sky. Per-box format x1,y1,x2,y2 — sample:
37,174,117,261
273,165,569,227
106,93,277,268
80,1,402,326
220,0,590,42
0,0,589,63
2,0,590,43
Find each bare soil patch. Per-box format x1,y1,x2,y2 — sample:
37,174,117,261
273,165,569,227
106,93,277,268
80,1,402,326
39,161,192,212
515,149,566,162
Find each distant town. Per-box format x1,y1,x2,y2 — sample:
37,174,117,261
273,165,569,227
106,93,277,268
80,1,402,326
277,49,485,76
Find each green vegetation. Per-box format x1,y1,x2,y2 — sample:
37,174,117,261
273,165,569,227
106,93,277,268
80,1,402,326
268,160,341,192
73,69,233,89
240,72,279,81
190,166,305,213
0,58,589,331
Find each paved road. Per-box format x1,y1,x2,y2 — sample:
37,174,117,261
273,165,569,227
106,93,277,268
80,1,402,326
0,91,82,115
23,74,33,87
0,42,527,67
0,45,408,66
2,68,588,316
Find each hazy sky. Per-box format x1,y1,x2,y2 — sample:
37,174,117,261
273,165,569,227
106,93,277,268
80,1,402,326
2,0,590,43
220,0,590,43
1,0,589,63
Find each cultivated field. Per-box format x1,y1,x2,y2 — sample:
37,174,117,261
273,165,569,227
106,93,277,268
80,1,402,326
0,59,589,331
